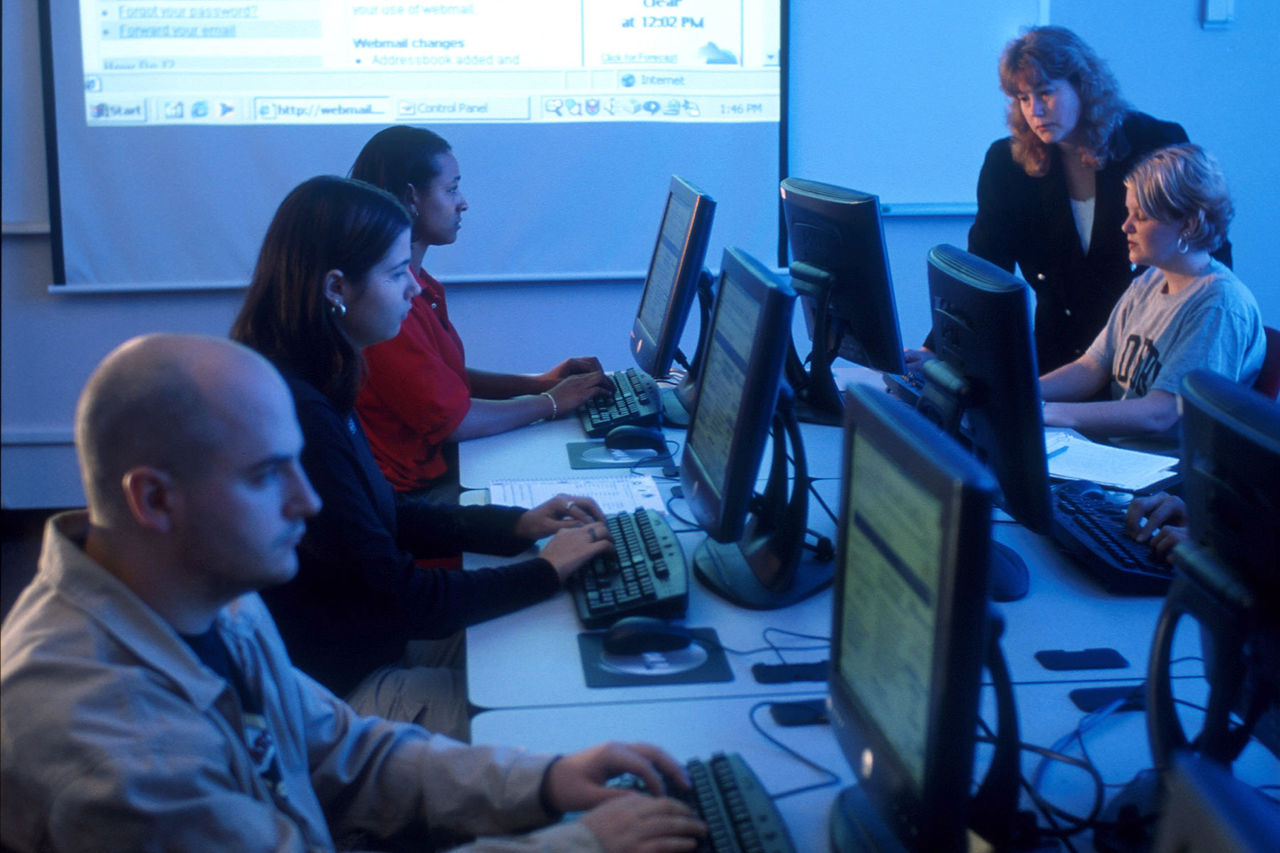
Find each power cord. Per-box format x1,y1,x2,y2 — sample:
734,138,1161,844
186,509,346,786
747,700,843,800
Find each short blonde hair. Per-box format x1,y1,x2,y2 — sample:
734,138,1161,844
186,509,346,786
1125,144,1233,253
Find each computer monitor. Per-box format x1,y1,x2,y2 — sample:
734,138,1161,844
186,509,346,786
828,383,996,852
1148,369,1280,764
681,247,828,609
1178,368,1280,604
629,175,717,426
780,177,906,425
913,244,1054,600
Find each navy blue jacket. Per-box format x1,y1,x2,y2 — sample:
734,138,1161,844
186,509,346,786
264,373,559,697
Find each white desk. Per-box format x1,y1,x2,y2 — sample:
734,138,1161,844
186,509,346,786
471,679,1279,852
806,478,1198,688
472,694,845,853
464,418,1200,708
466,552,835,710
976,680,1280,849
458,407,845,492
458,371,1276,851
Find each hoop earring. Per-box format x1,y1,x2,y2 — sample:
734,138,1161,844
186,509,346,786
328,301,346,318
1177,234,1190,254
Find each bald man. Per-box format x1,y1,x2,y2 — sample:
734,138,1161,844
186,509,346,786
0,334,703,853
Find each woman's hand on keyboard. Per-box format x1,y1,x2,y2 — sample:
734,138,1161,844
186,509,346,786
539,523,614,582
546,370,617,415
542,355,610,384
515,494,606,539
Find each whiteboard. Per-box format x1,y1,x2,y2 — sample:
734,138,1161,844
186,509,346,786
788,1,1045,210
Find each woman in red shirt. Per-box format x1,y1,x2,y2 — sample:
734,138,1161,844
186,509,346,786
350,126,613,498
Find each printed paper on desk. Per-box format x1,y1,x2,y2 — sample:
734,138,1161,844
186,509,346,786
488,475,666,516
1046,433,1177,492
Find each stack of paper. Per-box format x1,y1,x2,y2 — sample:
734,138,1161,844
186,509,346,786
488,474,666,516
1044,432,1177,492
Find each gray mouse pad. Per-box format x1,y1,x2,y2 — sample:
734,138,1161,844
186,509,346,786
566,441,670,470
578,627,732,687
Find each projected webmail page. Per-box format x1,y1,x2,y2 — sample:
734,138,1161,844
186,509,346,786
80,0,781,126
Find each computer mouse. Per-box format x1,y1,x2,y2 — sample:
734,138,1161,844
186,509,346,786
1058,479,1127,505
604,425,668,455
602,616,694,656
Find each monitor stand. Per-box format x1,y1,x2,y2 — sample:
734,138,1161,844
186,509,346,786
655,268,716,430
785,262,845,426
913,361,1030,603
989,541,1030,602
693,391,833,609
659,381,695,428
828,785,908,853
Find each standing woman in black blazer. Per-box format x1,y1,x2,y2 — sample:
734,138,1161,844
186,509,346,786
912,26,1225,373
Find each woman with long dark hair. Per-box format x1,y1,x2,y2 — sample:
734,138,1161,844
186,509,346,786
231,176,611,740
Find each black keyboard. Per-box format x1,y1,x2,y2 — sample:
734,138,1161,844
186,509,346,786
613,752,795,853
1050,481,1174,594
570,508,688,628
882,371,926,408
580,367,663,437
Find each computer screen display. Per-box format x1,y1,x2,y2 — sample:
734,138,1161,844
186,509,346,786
921,244,1053,535
682,247,794,544
828,384,995,852
631,176,716,381
780,177,905,422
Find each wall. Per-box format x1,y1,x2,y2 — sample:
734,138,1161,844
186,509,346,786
4,0,1278,508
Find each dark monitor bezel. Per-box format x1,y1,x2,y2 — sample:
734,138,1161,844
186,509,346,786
829,383,996,851
681,247,795,544
630,175,716,380
781,177,905,372
923,243,1053,534
1178,368,1280,600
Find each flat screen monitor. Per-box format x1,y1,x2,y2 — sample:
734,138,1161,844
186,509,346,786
682,247,828,609
920,243,1053,537
780,177,905,424
629,175,717,425
1172,368,1280,759
828,383,996,852
1178,368,1280,603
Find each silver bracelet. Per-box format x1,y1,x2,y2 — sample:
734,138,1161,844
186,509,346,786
540,391,558,419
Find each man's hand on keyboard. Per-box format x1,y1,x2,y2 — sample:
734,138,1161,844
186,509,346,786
579,793,706,853
546,741,690,806
1124,492,1189,563
545,742,705,851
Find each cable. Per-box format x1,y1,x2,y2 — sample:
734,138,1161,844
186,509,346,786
806,479,839,527
746,700,842,800
709,627,829,659
762,627,829,665
661,493,699,531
